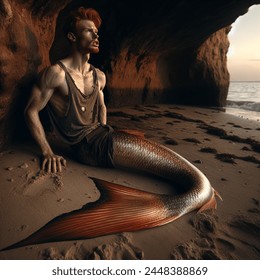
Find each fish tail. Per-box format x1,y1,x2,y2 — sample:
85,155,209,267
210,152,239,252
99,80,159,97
112,131,218,207
1,178,175,251
1,132,221,251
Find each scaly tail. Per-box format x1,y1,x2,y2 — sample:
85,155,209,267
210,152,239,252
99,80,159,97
1,131,220,251
1,178,180,251
112,131,219,215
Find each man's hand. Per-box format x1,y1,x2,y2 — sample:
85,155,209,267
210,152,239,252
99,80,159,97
42,153,67,173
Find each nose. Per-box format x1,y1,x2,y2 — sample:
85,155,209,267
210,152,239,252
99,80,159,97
93,31,99,39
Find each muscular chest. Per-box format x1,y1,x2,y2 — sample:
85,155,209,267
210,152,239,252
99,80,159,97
49,69,98,117
68,69,96,96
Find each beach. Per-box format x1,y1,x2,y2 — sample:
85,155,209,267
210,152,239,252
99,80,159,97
0,104,259,260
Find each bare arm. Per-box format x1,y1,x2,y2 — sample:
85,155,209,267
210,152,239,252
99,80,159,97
97,70,107,125
24,65,66,172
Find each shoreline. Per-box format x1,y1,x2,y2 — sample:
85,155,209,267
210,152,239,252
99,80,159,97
225,106,260,122
0,104,259,260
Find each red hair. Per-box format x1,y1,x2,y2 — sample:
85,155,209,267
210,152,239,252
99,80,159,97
63,7,102,36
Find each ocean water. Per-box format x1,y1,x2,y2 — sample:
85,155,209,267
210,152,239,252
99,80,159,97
226,82,260,122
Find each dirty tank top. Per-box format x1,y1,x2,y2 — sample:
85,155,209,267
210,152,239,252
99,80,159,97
46,61,100,145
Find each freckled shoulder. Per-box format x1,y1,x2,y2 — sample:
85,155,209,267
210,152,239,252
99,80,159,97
39,64,66,89
95,68,106,90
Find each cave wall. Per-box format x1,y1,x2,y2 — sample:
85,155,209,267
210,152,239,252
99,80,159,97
0,0,260,146
167,27,231,106
0,0,71,145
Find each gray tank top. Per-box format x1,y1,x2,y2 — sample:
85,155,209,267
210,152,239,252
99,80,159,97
47,61,100,145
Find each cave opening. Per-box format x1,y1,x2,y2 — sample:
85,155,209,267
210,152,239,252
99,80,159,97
226,4,260,120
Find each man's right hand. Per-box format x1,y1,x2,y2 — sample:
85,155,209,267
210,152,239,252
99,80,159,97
42,153,67,173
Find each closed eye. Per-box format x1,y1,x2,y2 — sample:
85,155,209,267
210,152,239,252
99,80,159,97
85,28,98,34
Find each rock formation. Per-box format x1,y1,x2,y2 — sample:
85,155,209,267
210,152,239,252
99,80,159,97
0,0,260,145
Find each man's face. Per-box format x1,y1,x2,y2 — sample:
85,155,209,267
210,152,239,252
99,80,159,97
73,19,99,54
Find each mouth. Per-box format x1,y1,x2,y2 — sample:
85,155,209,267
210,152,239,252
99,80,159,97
92,40,99,48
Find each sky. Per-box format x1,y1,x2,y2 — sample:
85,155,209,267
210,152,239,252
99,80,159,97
227,4,260,81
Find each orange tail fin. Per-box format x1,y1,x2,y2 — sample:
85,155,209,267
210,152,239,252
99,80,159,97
198,189,222,212
1,178,170,251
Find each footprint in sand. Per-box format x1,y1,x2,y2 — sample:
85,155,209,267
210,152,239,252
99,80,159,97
88,234,144,260
41,233,144,260
216,238,236,252
40,234,144,260
222,215,260,259
172,211,260,260
17,172,64,197
171,239,221,260
192,211,218,235
228,215,260,239
171,212,238,260
41,242,85,260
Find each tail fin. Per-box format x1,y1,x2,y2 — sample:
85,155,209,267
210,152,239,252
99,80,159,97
1,178,170,251
198,189,222,213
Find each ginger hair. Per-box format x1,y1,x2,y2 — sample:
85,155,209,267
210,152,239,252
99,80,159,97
63,7,102,36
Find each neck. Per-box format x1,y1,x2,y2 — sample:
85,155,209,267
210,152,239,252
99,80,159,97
67,48,91,73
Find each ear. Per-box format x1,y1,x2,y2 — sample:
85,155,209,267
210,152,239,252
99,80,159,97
67,32,76,42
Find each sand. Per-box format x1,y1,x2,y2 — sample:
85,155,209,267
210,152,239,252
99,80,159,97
0,104,259,260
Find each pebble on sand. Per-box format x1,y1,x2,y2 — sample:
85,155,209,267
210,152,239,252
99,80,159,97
19,163,29,169
5,167,14,171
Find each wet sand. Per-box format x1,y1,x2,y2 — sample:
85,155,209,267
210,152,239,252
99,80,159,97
0,104,259,260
